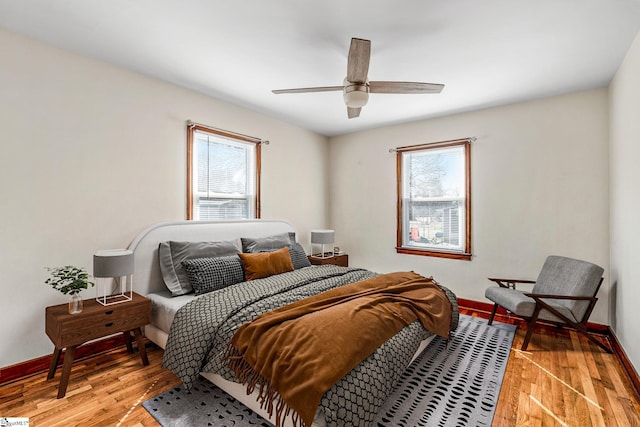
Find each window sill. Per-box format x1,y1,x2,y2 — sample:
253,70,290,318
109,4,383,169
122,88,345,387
396,247,472,261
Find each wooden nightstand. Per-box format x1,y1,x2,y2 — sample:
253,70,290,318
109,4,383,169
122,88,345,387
45,292,151,398
308,253,349,267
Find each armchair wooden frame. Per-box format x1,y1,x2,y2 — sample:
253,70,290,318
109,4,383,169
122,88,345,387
487,277,611,353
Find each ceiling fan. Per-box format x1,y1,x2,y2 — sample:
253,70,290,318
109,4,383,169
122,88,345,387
272,38,445,119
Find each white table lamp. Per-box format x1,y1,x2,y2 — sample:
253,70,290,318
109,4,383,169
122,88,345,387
94,249,134,306
310,229,335,259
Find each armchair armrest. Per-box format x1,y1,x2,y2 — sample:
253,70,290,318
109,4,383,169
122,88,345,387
488,277,536,289
524,293,595,301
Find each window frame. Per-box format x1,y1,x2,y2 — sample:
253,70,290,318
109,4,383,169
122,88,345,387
186,124,261,220
396,138,472,260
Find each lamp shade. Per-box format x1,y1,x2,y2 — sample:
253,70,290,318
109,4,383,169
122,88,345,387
311,230,335,245
93,249,134,277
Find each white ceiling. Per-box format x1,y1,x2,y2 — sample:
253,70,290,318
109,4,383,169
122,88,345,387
2,0,640,137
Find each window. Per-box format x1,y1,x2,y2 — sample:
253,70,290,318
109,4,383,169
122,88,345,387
187,124,260,220
396,138,471,260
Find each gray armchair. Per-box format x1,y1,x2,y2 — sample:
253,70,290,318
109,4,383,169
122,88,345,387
485,255,610,352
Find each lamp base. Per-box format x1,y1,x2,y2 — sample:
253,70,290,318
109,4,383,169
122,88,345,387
96,291,133,306
310,240,334,259
310,252,335,259
95,275,133,306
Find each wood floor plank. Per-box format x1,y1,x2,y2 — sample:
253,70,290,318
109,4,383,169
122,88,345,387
517,389,534,427
529,382,545,426
571,332,607,427
549,347,568,426
562,365,579,427
494,348,523,426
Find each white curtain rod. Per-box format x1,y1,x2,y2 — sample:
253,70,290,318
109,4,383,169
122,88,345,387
186,120,270,145
389,136,475,153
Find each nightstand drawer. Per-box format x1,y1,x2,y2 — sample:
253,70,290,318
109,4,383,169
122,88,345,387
59,303,148,329
59,310,150,347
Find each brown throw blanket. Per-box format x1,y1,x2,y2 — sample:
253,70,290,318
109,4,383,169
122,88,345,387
224,271,452,427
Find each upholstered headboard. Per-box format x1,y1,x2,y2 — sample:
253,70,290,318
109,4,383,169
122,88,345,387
127,220,296,296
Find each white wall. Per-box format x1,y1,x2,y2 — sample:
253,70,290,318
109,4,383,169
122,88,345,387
329,89,610,323
609,31,640,371
0,29,329,368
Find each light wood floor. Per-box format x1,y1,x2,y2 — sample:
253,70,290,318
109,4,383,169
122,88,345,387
1,321,638,426
486,316,640,427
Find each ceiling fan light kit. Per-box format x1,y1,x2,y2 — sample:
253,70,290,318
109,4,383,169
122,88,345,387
273,37,444,119
343,79,369,108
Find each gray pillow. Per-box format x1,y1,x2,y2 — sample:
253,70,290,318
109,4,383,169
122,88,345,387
241,232,295,253
182,256,244,296
289,242,311,269
241,233,310,269
158,240,241,296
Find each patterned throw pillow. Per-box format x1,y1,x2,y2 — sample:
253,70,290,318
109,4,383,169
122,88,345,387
181,256,245,296
289,242,311,269
158,240,241,296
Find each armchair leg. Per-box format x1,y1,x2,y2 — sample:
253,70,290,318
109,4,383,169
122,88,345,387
583,332,613,353
522,307,542,351
488,304,499,325
572,323,613,353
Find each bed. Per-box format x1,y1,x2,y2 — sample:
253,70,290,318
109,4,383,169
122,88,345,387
128,219,459,427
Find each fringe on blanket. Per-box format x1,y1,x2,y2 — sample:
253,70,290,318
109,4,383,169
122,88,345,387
224,345,303,427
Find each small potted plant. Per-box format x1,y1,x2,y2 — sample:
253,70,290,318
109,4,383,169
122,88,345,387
45,265,95,314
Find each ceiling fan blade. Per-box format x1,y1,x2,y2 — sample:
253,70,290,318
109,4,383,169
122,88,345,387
272,86,343,94
369,81,445,94
347,107,361,119
347,38,371,83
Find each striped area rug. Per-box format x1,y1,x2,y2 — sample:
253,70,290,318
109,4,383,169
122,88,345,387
374,315,516,426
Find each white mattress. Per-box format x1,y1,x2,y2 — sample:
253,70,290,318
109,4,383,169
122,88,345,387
147,290,196,334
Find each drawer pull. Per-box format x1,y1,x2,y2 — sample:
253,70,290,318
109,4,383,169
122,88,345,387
105,310,114,315
105,322,114,328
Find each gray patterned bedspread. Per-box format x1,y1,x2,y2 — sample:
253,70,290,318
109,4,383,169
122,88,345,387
162,265,459,427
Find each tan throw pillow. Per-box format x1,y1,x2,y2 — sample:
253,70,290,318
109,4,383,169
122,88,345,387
239,247,294,281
